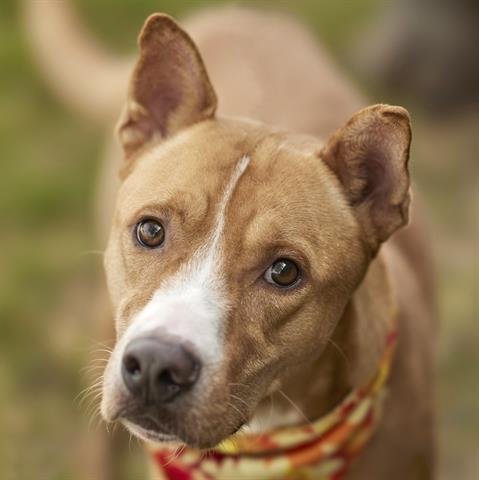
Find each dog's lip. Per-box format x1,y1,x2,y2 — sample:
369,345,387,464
122,418,179,443
107,404,134,423
118,407,180,441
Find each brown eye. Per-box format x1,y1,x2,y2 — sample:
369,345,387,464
264,259,300,288
135,218,165,248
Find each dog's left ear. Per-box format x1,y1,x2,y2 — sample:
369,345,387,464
117,14,217,160
319,104,412,252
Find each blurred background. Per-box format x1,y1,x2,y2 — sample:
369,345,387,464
0,0,477,479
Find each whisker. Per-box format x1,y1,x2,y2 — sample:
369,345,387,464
80,360,109,369
229,393,250,410
227,401,249,424
278,389,310,424
327,337,351,372
128,431,134,454
266,394,275,429
79,366,107,378
75,380,103,407
161,441,184,467
82,338,116,352
87,404,104,432
164,443,183,466
85,392,103,419
229,382,250,390
88,349,113,357
108,421,118,436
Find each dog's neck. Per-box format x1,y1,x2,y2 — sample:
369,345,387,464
248,251,395,432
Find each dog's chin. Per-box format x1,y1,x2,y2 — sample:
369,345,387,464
122,419,179,444
121,415,245,449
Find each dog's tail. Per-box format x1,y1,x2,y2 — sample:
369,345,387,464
22,0,131,125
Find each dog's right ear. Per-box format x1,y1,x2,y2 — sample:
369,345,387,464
117,14,217,161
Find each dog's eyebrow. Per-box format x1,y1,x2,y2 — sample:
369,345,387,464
127,195,198,225
131,203,186,222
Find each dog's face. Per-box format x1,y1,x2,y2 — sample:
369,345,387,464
100,15,411,448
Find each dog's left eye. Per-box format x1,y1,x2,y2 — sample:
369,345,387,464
135,218,165,248
264,259,300,288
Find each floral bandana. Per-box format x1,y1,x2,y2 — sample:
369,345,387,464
149,331,397,480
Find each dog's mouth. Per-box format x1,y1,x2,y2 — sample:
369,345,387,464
120,408,182,443
123,418,179,443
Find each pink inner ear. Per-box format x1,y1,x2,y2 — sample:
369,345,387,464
322,142,387,208
134,37,186,137
352,147,391,206
141,85,183,138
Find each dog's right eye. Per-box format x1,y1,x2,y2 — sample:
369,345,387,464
264,258,300,288
135,218,165,248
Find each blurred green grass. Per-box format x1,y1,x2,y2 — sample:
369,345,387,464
0,0,477,479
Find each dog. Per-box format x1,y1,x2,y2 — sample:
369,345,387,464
24,3,436,479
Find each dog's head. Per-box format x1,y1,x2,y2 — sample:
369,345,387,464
101,14,411,447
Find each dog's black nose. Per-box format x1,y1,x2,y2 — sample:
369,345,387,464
122,337,201,405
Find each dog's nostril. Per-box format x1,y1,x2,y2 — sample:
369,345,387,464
156,370,181,396
169,362,200,386
157,369,174,386
124,354,142,378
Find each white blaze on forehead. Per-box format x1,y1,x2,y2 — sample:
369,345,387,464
207,154,250,255
118,155,251,367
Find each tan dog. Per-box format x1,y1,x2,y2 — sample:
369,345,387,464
24,3,435,479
